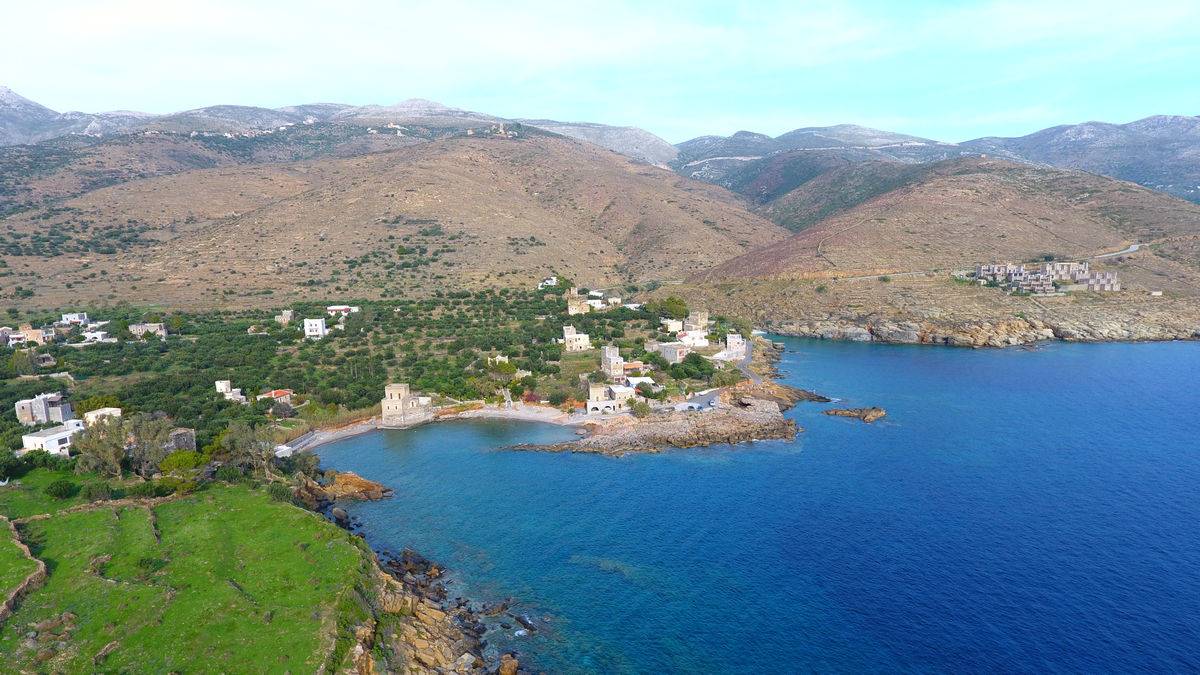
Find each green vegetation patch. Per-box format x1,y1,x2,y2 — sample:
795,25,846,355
0,485,374,672
0,521,37,599
0,468,87,519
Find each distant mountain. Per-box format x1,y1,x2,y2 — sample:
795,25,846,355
673,124,965,186
0,86,60,144
962,115,1200,203
519,119,678,165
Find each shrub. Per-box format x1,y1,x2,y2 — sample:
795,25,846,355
267,482,293,502
159,450,204,474
815,285,828,294
80,481,112,501
547,391,568,406
878,275,892,283
44,479,79,500
157,476,197,495
215,465,244,483
629,400,652,418
127,481,174,498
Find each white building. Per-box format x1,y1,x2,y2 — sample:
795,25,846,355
83,407,122,426
660,318,683,333
655,342,692,365
561,326,592,352
21,420,85,456
677,330,710,348
537,276,559,290
60,312,90,325
725,333,746,356
82,330,115,343
586,298,606,310
326,305,360,317
216,380,249,404
304,318,328,339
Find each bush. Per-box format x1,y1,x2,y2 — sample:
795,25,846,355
159,450,204,474
267,482,293,502
81,481,112,501
629,400,652,418
547,391,568,406
157,476,197,495
44,479,79,500
214,465,244,483
127,481,174,498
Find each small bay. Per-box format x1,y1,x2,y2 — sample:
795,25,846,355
318,338,1200,673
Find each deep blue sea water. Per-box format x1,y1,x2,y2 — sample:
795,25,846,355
317,338,1200,673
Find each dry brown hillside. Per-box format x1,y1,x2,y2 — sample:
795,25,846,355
2,134,788,309
703,157,1200,282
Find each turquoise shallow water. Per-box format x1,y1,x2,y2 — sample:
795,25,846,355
318,338,1200,673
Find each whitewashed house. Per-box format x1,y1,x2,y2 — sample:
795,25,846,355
304,318,328,339
21,420,85,456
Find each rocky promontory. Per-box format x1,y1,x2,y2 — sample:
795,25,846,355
515,397,799,456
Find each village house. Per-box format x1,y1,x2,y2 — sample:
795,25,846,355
653,342,692,365
275,309,295,326
600,345,626,383
215,380,249,405
83,407,123,426
566,296,591,315
660,318,684,333
626,376,661,393
326,305,361,318
677,330,710,348
586,298,606,310
34,353,57,369
586,383,638,415
683,311,710,332
975,261,1120,295
15,392,74,426
537,276,559,290
17,323,51,346
725,333,746,356
380,383,433,427
60,312,89,325
257,389,294,406
20,419,85,456
128,322,167,340
486,354,510,366
560,326,592,352
304,318,328,339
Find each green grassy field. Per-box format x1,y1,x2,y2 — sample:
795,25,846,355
0,521,37,600
0,485,376,671
0,469,89,519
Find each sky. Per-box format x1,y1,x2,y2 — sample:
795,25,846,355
4,0,1199,143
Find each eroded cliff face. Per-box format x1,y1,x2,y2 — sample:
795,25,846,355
766,315,1200,347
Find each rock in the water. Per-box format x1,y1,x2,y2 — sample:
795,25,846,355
823,407,887,423
499,653,519,675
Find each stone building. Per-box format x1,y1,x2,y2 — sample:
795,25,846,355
683,311,709,332
15,392,74,427
129,322,167,339
381,383,433,427
561,326,592,352
600,345,625,383
586,383,638,415
566,297,591,316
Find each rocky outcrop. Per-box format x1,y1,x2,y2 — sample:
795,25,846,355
293,472,392,510
515,399,799,455
824,407,887,423
723,380,830,409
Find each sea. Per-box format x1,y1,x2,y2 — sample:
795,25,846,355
316,337,1200,673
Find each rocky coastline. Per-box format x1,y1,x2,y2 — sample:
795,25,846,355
512,396,800,456
764,316,1200,348
295,470,534,674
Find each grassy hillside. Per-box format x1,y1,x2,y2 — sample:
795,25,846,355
0,481,376,672
1,134,788,309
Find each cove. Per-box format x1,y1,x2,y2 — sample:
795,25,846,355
316,338,1200,673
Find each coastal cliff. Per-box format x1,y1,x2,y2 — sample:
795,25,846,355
766,315,1200,347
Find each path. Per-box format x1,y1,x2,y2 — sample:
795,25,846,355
735,341,762,384
1092,243,1141,259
